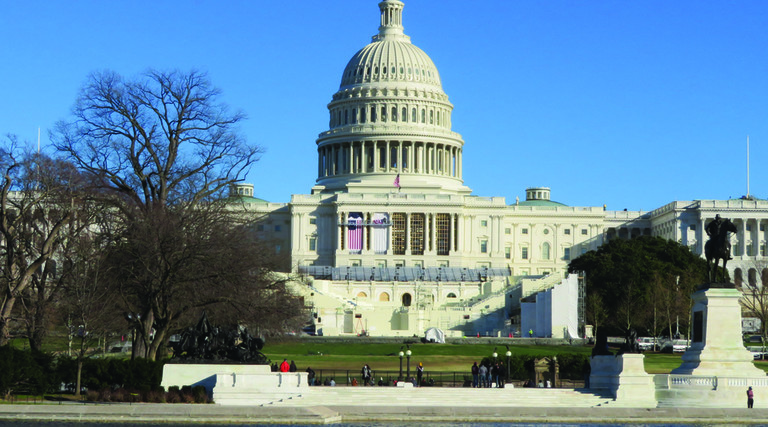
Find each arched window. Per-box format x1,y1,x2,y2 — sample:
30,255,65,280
402,293,412,307
436,111,440,126
381,106,387,122
762,268,768,287
357,291,367,299
411,108,417,122
344,110,348,125
735,268,743,287
361,108,366,123
429,110,434,124
749,268,758,287
402,107,407,122
542,242,551,260
379,292,390,302
392,106,397,122
446,292,457,298
351,108,357,124
421,109,425,123
371,106,377,122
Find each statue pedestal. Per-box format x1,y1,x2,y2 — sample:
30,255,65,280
671,287,764,377
589,354,656,407
161,364,310,405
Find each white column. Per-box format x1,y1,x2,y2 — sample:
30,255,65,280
373,141,380,172
405,212,411,255
385,141,391,171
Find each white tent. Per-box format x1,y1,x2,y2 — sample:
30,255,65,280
424,327,445,343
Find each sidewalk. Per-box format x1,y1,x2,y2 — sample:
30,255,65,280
1,396,767,425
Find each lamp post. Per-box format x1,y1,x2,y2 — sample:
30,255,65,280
492,347,498,388
406,346,412,379
506,345,512,381
399,348,404,380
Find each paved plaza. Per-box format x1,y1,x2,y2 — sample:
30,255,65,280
2,386,768,425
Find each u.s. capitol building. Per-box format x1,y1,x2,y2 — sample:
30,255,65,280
230,0,768,337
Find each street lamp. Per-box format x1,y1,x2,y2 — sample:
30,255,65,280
505,345,512,381
398,348,404,380
406,346,412,379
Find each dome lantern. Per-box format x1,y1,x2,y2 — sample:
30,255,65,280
373,0,409,43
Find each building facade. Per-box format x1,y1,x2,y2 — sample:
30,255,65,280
230,0,768,337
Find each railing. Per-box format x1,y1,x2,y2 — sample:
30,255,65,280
307,369,482,388
660,375,768,390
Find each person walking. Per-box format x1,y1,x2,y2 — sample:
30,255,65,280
748,386,754,408
471,362,479,388
479,363,488,388
416,362,424,386
306,366,316,386
361,364,372,386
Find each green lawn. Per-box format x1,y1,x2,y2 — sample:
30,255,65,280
263,340,768,375
263,341,590,372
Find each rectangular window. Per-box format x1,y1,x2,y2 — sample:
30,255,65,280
481,220,488,227
309,217,316,225
581,229,588,235
436,213,451,256
392,212,406,255
522,228,528,235
275,225,281,232
747,243,754,256
761,224,766,232
564,229,571,235
309,237,317,251
480,240,488,253
257,224,264,232
505,228,511,235
762,244,767,257
410,213,425,255
505,247,511,259
522,247,528,260
563,247,571,260
689,224,696,231
747,224,752,232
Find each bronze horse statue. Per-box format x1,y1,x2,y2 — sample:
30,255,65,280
704,217,737,283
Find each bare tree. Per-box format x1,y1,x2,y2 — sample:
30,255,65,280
59,233,120,397
53,70,303,360
739,261,768,342
0,136,87,346
53,69,260,213
586,292,608,338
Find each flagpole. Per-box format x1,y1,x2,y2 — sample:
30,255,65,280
747,135,750,199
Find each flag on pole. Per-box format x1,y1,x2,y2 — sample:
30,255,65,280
393,173,400,188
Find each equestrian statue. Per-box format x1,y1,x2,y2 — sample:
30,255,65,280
704,214,737,284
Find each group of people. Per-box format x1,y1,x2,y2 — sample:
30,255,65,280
470,361,503,388
274,359,298,373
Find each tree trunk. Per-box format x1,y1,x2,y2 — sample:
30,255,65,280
0,296,17,346
75,359,83,398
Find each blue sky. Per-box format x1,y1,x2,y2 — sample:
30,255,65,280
2,1,766,211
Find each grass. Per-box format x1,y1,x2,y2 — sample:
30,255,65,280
263,340,768,375
262,341,591,372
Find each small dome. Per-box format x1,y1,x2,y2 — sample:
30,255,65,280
339,0,443,91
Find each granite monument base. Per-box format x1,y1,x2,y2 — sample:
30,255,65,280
161,364,309,405
589,354,656,407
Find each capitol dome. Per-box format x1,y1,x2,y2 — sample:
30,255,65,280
313,0,470,196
